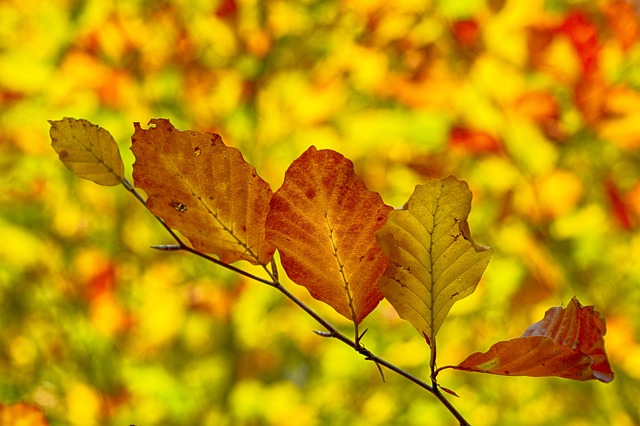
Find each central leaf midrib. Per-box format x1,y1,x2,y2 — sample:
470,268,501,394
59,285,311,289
428,187,442,340
176,166,259,263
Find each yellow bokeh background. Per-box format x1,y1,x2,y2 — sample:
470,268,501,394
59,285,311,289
2,0,640,425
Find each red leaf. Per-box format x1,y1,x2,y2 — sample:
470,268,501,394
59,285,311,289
604,178,633,230
559,11,601,74
452,298,614,383
216,0,237,19
452,19,481,48
449,127,501,154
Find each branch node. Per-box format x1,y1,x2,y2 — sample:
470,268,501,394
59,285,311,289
150,244,182,251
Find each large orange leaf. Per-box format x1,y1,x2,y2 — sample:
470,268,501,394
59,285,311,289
49,118,125,186
375,177,493,344
451,297,614,382
265,147,392,324
131,119,275,265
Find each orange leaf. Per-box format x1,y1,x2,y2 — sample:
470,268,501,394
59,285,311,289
574,72,607,124
265,147,392,324
0,403,49,426
603,0,640,51
131,119,275,265
452,298,614,383
512,91,558,124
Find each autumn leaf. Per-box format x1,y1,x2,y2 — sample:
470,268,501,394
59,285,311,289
131,119,275,265
375,177,493,344
450,297,614,383
49,118,125,186
265,146,392,324
0,402,49,426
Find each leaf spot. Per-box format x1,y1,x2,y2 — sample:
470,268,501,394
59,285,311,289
194,146,201,157
58,149,69,159
170,201,187,212
306,188,316,199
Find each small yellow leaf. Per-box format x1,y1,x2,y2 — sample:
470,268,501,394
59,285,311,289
375,176,492,343
49,118,125,186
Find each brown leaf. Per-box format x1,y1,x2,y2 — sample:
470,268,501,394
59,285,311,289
452,298,614,383
131,119,275,265
265,147,392,324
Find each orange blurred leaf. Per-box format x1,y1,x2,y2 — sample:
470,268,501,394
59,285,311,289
512,91,558,123
574,72,607,124
449,127,501,154
49,118,125,186
131,119,275,265
451,297,614,382
0,403,49,426
265,147,392,324
375,177,493,344
603,0,640,51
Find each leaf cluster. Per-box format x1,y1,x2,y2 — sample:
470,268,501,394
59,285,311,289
50,117,614,424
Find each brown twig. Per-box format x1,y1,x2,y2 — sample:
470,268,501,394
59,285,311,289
121,178,471,425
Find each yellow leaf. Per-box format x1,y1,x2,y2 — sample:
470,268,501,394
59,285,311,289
131,119,275,265
49,118,125,186
375,176,492,343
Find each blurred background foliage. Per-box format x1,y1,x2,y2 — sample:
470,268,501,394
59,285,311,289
1,0,640,424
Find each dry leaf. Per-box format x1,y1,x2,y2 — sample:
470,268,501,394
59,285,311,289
49,118,125,186
376,176,493,344
131,119,274,265
265,146,392,324
452,297,614,382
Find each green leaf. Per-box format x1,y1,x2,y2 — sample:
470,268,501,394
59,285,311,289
375,176,493,344
49,118,125,186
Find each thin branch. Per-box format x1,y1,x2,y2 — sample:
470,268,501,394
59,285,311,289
120,177,471,425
